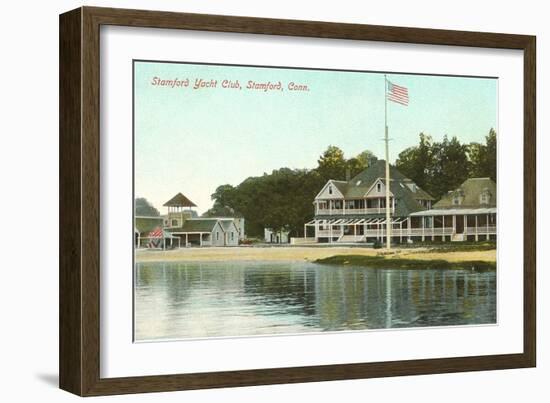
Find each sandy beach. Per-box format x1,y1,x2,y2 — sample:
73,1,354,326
135,245,496,264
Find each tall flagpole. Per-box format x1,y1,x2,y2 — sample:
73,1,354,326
384,75,391,250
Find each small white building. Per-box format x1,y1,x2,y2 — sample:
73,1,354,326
218,217,246,240
168,218,240,247
264,228,290,244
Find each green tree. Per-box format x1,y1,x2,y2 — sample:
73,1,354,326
317,145,347,181
135,197,160,216
429,135,470,199
468,128,496,181
396,133,471,200
395,133,433,191
356,150,378,168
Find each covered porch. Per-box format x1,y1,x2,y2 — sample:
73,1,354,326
169,232,214,247
408,208,497,242
304,217,411,243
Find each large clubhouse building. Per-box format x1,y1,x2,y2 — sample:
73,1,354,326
304,160,496,243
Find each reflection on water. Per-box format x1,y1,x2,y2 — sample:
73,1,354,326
134,261,496,341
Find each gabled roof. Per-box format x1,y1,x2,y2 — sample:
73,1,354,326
387,179,429,216
163,192,197,207
167,218,220,233
349,160,408,185
135,216,163,234
219,220,238,232
331,180,349,195
434,178,496,209
314,180,347,199
314,160,434,216
341,160,433,200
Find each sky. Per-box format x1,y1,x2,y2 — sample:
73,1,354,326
134,61,497,215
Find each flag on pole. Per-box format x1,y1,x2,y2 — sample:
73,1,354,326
387,81,409,106
147,226,163,248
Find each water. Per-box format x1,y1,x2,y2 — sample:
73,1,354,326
134,261,496,341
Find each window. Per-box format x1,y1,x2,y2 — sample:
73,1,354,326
376,182,382,192
480,189,491,205
171,219,178,226
231,232,234,240
328,185,333,195
452,197,461,206
216,232,219,240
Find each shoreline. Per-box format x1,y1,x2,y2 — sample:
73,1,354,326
135,246,496,267
315,255,495,270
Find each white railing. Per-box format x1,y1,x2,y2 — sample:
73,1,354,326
317,229,343,237
316,207,394,215
315,226,496,239
464,225,497,235
338,235,366,242
408,228,455,236
364,229,414,237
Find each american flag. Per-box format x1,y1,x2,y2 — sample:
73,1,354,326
148,227,163,238
147,226,163,248
387,81,409,106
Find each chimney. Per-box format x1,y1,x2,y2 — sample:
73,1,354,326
345,168,351,182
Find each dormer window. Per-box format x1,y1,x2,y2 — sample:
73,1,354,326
452,189,464,206
328,185,333,195
172,219,178,226
480,188,491,205
376,182,382,192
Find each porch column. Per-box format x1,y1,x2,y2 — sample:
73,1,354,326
199,233,203,247
343,200,346,215
399,221,403,243
364,199,367,214
185,233,188,247
487,214,490,240
354,224,357,240
442,215,445,242
329,223,333,243
475,215,479,241
407,217,411,241
378,198,381,213
452,215,456,235
431,216,435,241
465,215,468,240
329,200,332,215
304,224,307,239
420,216,426,242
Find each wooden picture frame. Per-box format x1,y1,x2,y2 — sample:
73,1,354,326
59,6,536,396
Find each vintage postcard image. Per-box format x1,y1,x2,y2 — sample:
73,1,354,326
133,61,497,341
